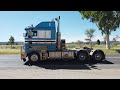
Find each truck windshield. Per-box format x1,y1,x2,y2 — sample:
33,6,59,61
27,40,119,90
25,31,37,38
32,31,37,36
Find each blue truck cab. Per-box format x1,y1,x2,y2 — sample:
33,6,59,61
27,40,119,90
21,16,105,64
24,21,57,54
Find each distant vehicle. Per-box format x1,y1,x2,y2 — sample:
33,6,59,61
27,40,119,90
21,16,105,64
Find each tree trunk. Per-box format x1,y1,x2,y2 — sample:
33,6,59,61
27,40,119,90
90,37,92,49
11,44,12,49
106,33,110,49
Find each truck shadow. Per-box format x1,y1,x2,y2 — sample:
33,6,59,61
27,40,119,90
87,59,114,70
24,59,113,70
25,60,91,70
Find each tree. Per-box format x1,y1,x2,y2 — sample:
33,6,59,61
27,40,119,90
112,38,116,42
97,39,100,45
85,29,95,48
85,38,90,44
103,36,106,44
80,11,120,49
115,35,120,40
8,36,15,48
85,29,95,41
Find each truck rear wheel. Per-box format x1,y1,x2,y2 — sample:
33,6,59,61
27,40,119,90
77,50,89,62
28,52,40,62
91,50,105,62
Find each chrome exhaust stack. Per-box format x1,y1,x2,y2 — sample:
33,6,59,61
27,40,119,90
55,16,61,50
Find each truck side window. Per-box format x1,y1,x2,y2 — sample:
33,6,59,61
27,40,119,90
49,23,51,26
32,31,37,36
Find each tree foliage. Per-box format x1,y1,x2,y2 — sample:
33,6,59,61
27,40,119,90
80,11,120,49
97,39,100,45
85,28,95,41
8,36,15,48
85,29,95,48
80,11,120,35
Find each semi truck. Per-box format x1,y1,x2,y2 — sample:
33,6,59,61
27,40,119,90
21,16,105,64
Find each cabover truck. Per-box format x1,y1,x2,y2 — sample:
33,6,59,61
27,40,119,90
21,16,105,63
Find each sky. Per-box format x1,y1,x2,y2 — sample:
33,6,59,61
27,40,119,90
0,11,120,43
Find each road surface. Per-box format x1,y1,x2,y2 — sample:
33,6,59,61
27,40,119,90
0,54,120,79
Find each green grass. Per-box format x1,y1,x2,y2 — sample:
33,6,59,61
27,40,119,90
0,45,21,54
0,48,20,54
0,44,120,54
100,49,120,54
66,43,120,54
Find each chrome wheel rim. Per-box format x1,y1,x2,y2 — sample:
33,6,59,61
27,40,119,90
31,54,38,62
79,53,86,61
95,53,102,61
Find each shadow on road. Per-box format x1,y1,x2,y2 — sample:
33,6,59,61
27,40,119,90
24,59,113,70
99,59,114,64
115,49,120,54
25,60,91,70
87,59,114,70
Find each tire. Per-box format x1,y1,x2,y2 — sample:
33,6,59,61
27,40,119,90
91,50,105,62
77,50,89,62
28,52,40,62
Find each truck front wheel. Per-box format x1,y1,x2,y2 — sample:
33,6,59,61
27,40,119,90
28,52,40,62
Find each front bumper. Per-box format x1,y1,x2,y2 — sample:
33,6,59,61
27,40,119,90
21,45,27,62
21,52,26,60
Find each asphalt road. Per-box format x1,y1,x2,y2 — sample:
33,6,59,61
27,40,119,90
0,54,120,70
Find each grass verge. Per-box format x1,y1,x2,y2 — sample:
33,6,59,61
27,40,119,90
0,44,120,54
0,48,20,54
0,45,21,54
